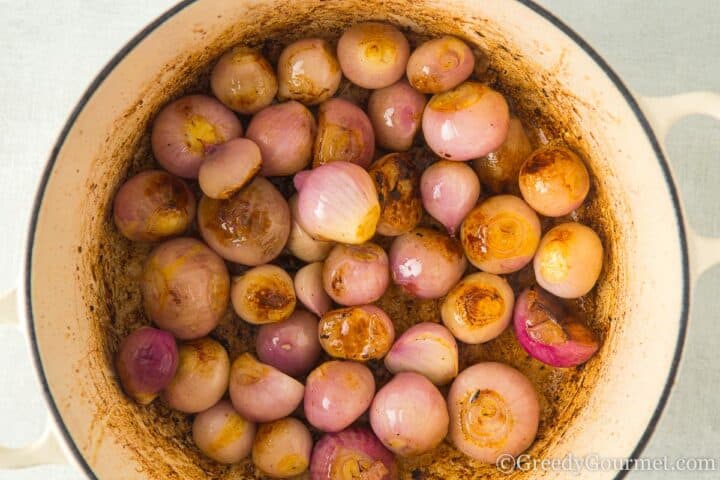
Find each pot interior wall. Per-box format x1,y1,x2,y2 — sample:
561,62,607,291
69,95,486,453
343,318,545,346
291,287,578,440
29,1,641,479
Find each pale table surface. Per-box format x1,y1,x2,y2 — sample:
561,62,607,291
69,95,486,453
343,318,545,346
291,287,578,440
0,1,718,479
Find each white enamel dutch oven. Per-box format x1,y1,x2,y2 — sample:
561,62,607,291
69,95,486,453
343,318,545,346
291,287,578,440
1,0,719,478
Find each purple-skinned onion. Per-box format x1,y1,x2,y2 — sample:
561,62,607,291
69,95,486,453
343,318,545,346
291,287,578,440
228,353,305,423
407,36,475,94
310,427,398,480
322,243,389,306
231,265,296,325
192,400,256,464
420,160,481,235
389,228,467,299
305,361,375,432
313,98,375,168
370,372,449,456
294,162,380,244
384,322,458,386
367,80,426,152
422,82,509,161
473,117,533,193
210,46,277,114
319,305,395,361
256,310,322,377
252,418,313,478
278,38,342,105
115,327,178,405
151,94,243,178
113,170,196,242
198,138,262,200
368,152,423,237
514,287,600,367
287,195,334,263
246,101,317,176
295,262,333,317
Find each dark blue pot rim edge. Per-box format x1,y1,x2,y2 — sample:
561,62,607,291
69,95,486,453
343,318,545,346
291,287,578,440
21,1,690,479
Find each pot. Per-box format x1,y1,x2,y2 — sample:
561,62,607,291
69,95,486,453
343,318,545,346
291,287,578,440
1,0,719,478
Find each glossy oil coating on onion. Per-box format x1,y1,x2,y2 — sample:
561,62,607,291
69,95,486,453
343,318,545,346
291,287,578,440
319,305,395,361
370,372,449,456
210,46,278,114
113,170,196,242
192,400,256,464
384,322,458,385
163,337,230,413
406,36,474,94
115,327,178,405
246,101,317,176
310,427,398,480
460,195,541,274
420,160,481,235
198,177,291,265
295,262,333,317
448,362,539,463
367,80,426,152
252,418,313,478
305,361,375,432
287,194,334,263
198,138,262,199
278,38,342,105
368,152,423,237
313,98,375,169
389,227,467,299
473,117,533,194
422,82,509,161
441,272,515,344
322,243,389,306
518,145,590,217
337,22,410,89
231,264,296,325
256,310,322,377
151,94,242,178
229,353,305,423
141,237,229,340
514,287,600,367
534,222,603,298
294,162,380,245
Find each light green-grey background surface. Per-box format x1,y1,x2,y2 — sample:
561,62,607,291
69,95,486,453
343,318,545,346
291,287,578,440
0,0,717,478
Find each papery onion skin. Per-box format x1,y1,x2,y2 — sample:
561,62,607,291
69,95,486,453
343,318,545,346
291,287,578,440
141,237,229,340
113,170,196,242
278,38,342,105
287,195,334,263
460,195,541,274
518,145,590,217
368,153,423,237
295,262,333,317
163,337,230,413
448,362,539,463
367,80,426,152
246,101,317,176
384,322,458,386
198,138,262,200
389,227,467,299
534,222,604,299
295,162,380,245
192,400,256,464
151,94,243,178
513,287,600,367
422,82,509,161
370,372,449,456
115,327,178,405
198,177,291,265
305,361,376,432
253,418,313,479
420,160,481,235
313,98,375,169
337,22,410,89
322,243,389,306
256,310,322,377
231,264,297,325
441,272,515,344
473,117,533,194
229,353,305,423
310,427,398,480
406,36,475,94
211,46,277,114
319,305,395,361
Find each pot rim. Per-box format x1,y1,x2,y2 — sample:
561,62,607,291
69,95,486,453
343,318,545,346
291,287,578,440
21,1,690,478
